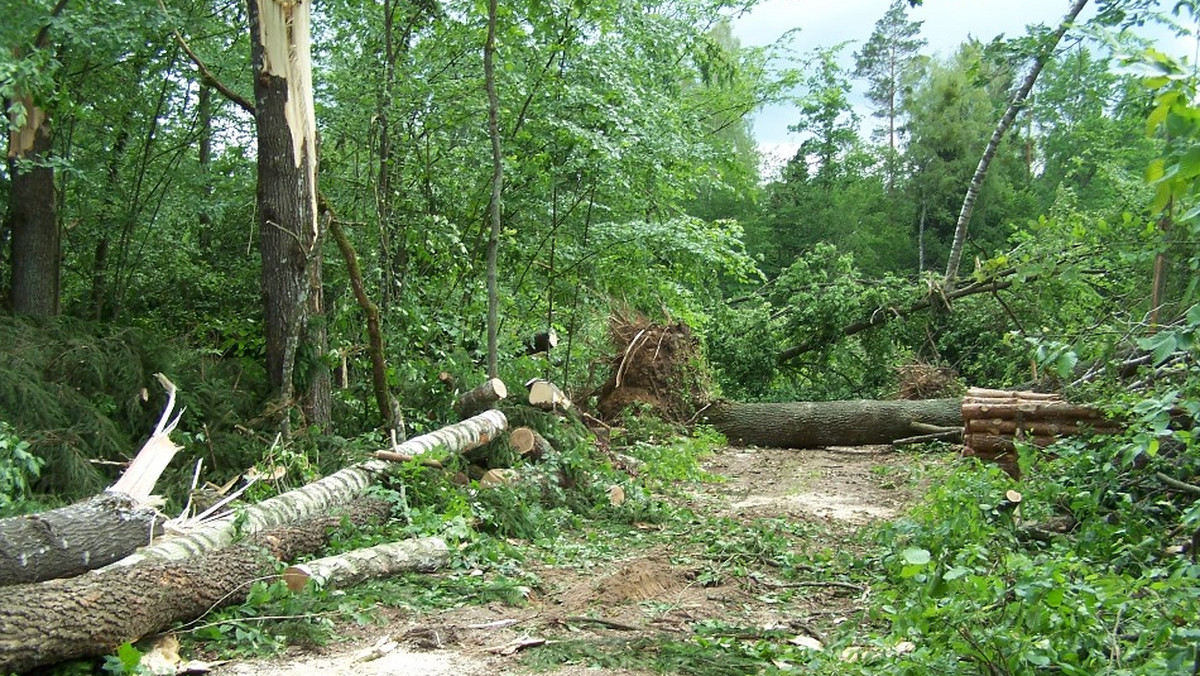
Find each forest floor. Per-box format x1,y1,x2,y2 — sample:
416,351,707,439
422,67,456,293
211,444,942,675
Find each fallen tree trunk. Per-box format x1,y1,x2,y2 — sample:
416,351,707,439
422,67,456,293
0,492,161,586
114,409,506,566
0,499,390,674
510,426,554,460
704,399,962,449
0,374,183,586
455,377,507,419
282,537,449,592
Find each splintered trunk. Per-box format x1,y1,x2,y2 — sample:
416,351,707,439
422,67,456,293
705,399,962,449
8,97,60,317
248,0,329,428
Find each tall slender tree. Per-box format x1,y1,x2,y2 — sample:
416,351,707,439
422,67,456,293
853,0,925,188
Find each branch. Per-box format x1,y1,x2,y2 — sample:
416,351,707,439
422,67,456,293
777,271,1021,365
157,0,255,115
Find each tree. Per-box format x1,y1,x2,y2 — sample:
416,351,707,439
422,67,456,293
943,0,1090,287
853,0,926,187
483,0,503,379
790,46,860,189
247,0,329,429
5,0,70,318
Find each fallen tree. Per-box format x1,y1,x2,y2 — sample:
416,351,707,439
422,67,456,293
0,374,183,585
282,537,449,592
0,499,390,674
113,409,506,566
704,398,962,449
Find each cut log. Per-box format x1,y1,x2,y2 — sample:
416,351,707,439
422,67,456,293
961,402,1106,420
525,328,559,356
282,537,449,592
455,377,508,419
0,499,390,674
0,375,183,585
964,433,1056,454
965,418,1120,437
113,410,506,566
510,426,554,460
704,399,962,449
526,379,572,411
0,492,161,586
965,387,1062,401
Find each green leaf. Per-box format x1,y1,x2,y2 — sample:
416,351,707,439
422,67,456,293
901,547,931,565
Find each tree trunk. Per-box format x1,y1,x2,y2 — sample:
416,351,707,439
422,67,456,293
704,398,962,449
0,499,390,674
455,377,508,419
282,537,449,592
0,492,161,587
510,426,554,460
114,410,505,566
248,0,328,430
327,212,398,434
8,97,60,317
483,0,503,379
943,0,1088,286
0,376,182,585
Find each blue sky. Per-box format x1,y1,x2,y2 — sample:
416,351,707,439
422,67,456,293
731,0,1197,174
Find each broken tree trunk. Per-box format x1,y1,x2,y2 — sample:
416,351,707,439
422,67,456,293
0,374,183,585
704,398,962,449
114,410,506,566
0,499,390,674
282,536,449,592
455,377,508,419
510,426,554,460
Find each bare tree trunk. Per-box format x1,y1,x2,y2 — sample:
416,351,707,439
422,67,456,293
8,97,60,317
943,0,1088,287
327,211,398,433
198,81,213,255
484,0,503,379
705,399,962,449
247,0,328,430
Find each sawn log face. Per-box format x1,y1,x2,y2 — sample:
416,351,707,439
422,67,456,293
705,399,963,448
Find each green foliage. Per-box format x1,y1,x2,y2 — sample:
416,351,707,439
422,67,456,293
0,422,43,516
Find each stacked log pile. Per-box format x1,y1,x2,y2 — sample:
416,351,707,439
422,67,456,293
961,388,1120,475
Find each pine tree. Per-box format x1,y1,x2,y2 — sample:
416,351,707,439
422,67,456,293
853,0,926,184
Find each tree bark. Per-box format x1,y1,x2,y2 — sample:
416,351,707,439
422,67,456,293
483,0,503,379
282,537,449,592
0,492,161,587
943,0,1088,286
704,398,962,449
248,0,328,431
114,410,505,566
0,499,390,674
0,377,182,585
8,96,60,317
455,377,508,419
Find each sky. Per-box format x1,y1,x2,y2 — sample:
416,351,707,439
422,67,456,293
731,0,1197,175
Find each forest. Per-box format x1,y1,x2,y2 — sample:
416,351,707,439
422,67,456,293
2,0,1200,673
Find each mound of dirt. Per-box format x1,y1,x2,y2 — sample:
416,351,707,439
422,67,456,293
594,316,711,422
